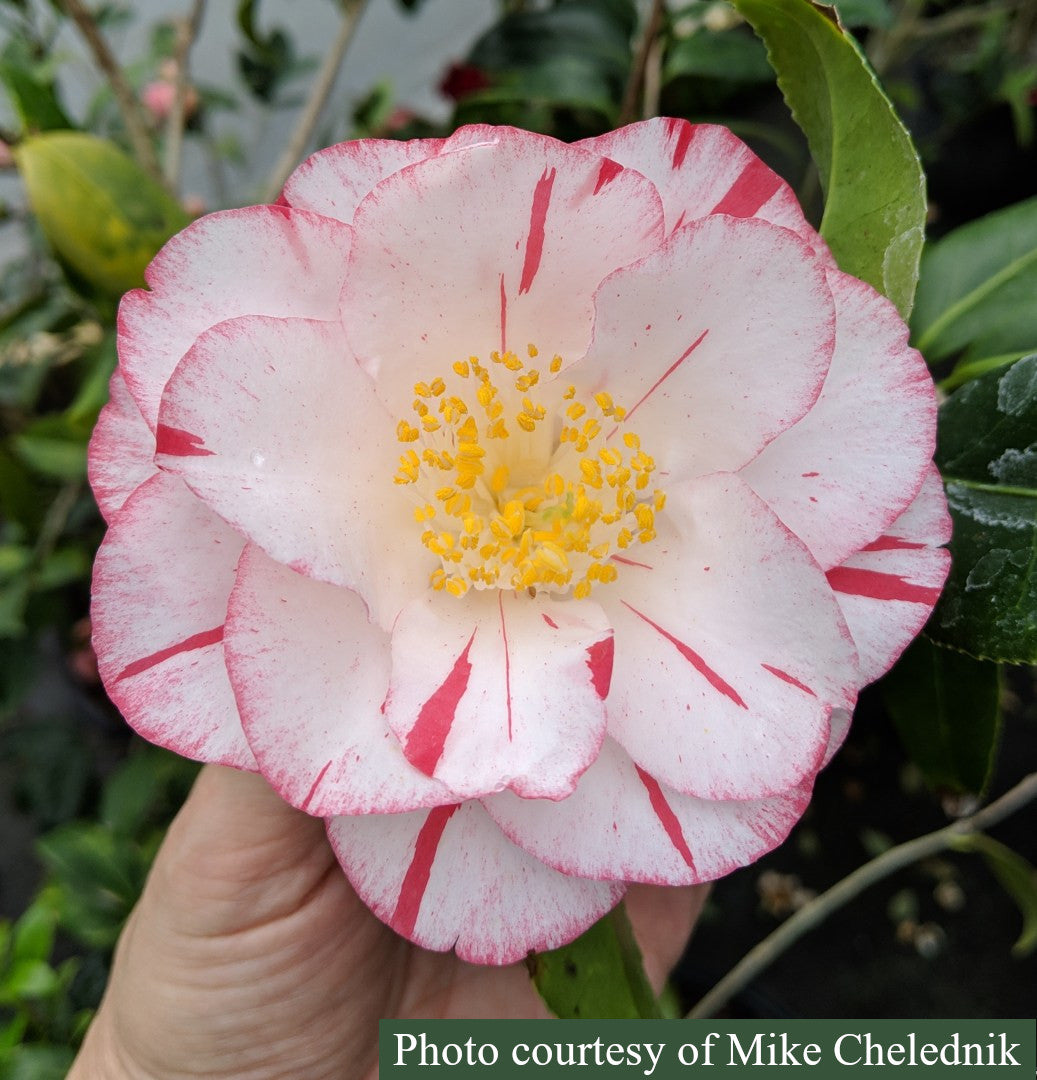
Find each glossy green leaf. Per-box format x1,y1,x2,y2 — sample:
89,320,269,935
13,132,188,298
912,197,1037,365
10,898,57,965
663,29,772,85
950,834,1037,956
0,1044,75,1080
100,744,199,839
529,905,659,1019
881,636,1000,795
931,354,1037,661
462,1,633,124
731,0,925,318
0,960,57,1005
37,824,149,949
0,38,72,133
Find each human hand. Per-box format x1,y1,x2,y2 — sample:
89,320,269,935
69,765,708,1080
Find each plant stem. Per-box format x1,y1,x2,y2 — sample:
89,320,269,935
260,0,368,204
62,0,165,186
618,0,665,127
163,0,206,193
688,771,1037,1019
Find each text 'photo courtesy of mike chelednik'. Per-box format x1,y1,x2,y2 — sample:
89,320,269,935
380,1020,1036,1077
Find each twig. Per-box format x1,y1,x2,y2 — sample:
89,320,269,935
260,0,368,204
688,771,1037,1019
62,0,165,186
163,0,206,193
618,0,666,127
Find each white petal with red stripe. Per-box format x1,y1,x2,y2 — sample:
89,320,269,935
579,215,835,478
340,130,665,411
327,800,624,964
156,315,428,629
742,271,937,569
485,739,811,885
601,473,857,800
577,118,828,248
224,545,450,815
282,137,444,222
91,472,253,768
828,467,951,683
88,369,157,523
384,589,613,800
118,206,353,430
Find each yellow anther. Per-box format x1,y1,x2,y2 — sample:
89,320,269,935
550,355,563,373
421,415,441,432
635,505,654,531
502,500,525,536
563,385,576,399
486,418,509,439
477,384,496,407
599,447,622,466
538,541,568,572
545,473,565,497
430,377,446,396
503,352,523,371
446,493,470,516
599,564,618,583
617,528,633,549
566,402,586,421
527,343,539,358
486,400,504,420
490,465,510,495
579,459,603,487
453,360,470,377
639,528,656,544
413,400,429,416
456,416,478,442
654,490,666,511
457,442,485,459
445,576,468,597
590,543,609,560
594,391,614,414
582,419,601,440
515,414,536,433
396,420,420,442
613,406,627,420
573,580,592,600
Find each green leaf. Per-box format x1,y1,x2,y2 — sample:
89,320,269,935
100,743,199,838
10,897,57,964
912,197,1037,366
663,28,773,85
13,132,188,298
0,1044,75,1080
731,0,926,318
0,959,57,1004
881,635,1000,795
36,824,150,948
950,833,1037,956
0,38,72,133
463,1,633,124
529,905,660,1018
931,354,1037,661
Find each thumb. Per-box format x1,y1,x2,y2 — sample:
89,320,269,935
143,764,350,938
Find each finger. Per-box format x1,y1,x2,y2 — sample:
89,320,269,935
144,764,350,938
624,883,711,992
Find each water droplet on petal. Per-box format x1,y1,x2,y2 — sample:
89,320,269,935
250,450,266,468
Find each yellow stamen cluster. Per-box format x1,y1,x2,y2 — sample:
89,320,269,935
394,345,664,600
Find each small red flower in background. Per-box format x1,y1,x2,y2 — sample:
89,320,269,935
89,120,949,964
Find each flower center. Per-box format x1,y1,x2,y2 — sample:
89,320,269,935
393,345,664,600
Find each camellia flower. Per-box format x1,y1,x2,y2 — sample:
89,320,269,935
90,120,950,965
